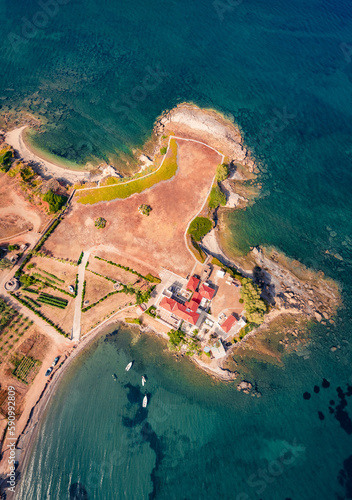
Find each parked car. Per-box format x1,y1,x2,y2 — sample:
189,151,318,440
52,356,60,367
45,367,53,377
69,285,75,294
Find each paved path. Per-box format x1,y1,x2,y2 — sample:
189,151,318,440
72,250,90,341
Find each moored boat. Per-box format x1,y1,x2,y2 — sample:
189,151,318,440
142,395,148,408
142,376,146,386
125,362,133,371
112,374,117,381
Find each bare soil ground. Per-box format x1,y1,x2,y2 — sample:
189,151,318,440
88,256,149,286
84,272,114,305
211,272,243,318
80,292,132,335
0,173,49,242
43,140,221,277
93,249,156,279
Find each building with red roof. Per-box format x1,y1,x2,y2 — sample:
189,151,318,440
184,292,202,312
159,297,177,312
199,283,215,300
159,296,200,325
221,314,238,334
186,276,200,292
184,299,199,312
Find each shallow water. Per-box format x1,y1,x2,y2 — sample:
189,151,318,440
1,0,352,497
16,326,352,500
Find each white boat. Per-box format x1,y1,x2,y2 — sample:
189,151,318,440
125,362,133,372
142,376,146,386
142,395,148,408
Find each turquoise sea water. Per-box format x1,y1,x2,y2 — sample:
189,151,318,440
1,0,352,498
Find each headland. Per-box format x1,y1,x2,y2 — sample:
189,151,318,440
0,103,341,494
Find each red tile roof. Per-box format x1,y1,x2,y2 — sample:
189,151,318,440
185,292,202,312
192,292,202,304
184,299,199,312
159,297,177,312
186,276,200,292
160,297,199,325
199,283,215,300
221,315,238,333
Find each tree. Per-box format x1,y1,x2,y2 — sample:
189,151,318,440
186,336,201,356
0,298,16,331
208,185,226,210
95,217,106,228
0,258,12,270
136,288,153,305
138,204,152,216
0,149,13,172
43,190,67,213
215,163,229,182
8,244,19,251
19,274,36,287
167,329,186,351
20,166,35,182
188,217,212,241
160,147,167,155
240,278,267,325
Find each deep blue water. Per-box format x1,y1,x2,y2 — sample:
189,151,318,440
1,0,352,498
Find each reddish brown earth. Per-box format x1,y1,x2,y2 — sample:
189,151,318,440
44,139,221,277
0,174,50,243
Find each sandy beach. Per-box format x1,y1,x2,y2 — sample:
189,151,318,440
5,127,91,184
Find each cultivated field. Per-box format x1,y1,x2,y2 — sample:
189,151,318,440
80,292,133,335
88,256,151,287
16,258,79,335
43,139,222,277
25,255,78,286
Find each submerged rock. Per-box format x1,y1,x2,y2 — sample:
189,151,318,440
237,381,253,393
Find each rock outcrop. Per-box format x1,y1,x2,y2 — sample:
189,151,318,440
154,103,255,168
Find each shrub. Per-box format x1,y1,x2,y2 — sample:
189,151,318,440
20,165,35,182
20,274,36,287
188,217,212,242
167,329,186,351
0,258,12,270
215,163,229,182
0,149,13,172
125,317,142,325
43,190,67,213
77,251,84,265
208,185,226,210
145,273,161,283
95,217,106,229
138,204,152,216
240,278,267,325
145,305,157,317
160,147,167,155
8,244,19,251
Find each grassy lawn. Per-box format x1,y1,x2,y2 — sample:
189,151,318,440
77,139,178,205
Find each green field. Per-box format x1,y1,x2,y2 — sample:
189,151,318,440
13,356,40,384
76,139,178,204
